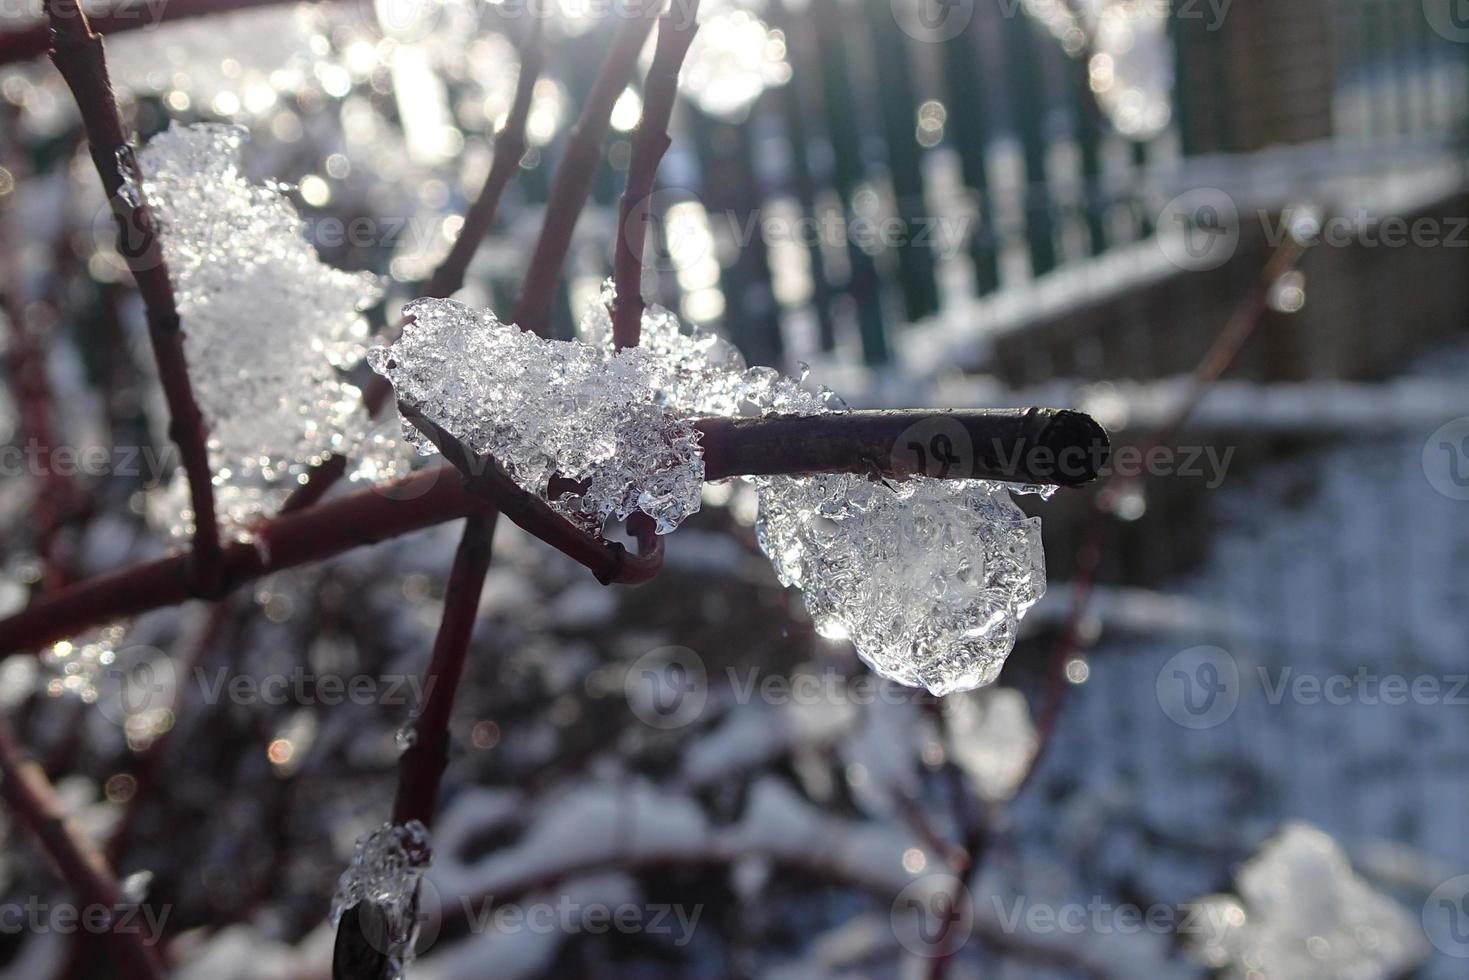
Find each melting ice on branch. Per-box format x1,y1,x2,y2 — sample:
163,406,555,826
367,297,707,534
331,820,433,979
372,285,1046,696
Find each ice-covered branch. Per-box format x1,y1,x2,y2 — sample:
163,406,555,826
612,0,701,350
398,403,665,585
45,0,223,592
513,8,662,336
0,715,162,980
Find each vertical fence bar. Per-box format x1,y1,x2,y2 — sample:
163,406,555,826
861,0,940,322
766,0,839,350
689,109,785,366
1004,7,1059,277
811,0,889,363
1066,53,1108,255
941,23,1002,294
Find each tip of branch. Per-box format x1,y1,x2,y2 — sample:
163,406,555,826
1036,409,1110,487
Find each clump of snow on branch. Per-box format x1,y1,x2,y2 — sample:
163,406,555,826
1186,823,1427,979
133,122,391,536
367,297,706,534
331,820,433,979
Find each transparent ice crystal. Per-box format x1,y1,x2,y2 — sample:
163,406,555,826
1187,823,1427,980
366,297,706,534
134,122,386,535
331,820,432,979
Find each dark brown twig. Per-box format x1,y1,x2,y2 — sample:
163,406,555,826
0,715,163,980
697,408,1107,486
332,511,498,980
611,0,700,349
45,0,223,593
513,8,662,336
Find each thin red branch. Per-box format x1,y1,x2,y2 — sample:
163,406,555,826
391,510,498,827
1018,236,1308,795
611,0,700,349
0,222,74,589
45,0,223,592
398,402,664,586
513,8,661,336
0,466,488,655
423,22,544,304
0,715,163,980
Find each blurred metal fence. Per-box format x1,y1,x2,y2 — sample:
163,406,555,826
552,0,1469,369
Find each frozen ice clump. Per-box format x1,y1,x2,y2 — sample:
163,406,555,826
135,122,386,534
588,286,1045,697
753,475,1043,695
1186,823,1427,980
367,297,705,534
331,821,432,979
